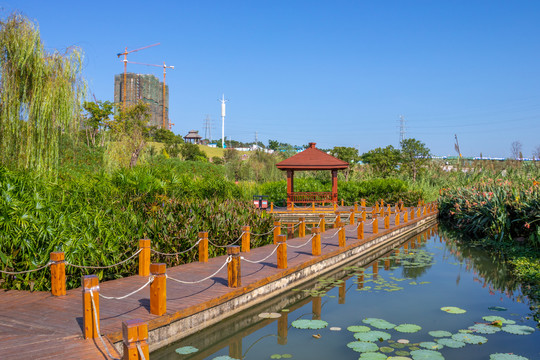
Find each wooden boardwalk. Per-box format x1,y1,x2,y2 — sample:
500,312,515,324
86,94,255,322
0,208,436,360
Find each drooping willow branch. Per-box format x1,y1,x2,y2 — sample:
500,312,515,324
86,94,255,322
0,14,85,174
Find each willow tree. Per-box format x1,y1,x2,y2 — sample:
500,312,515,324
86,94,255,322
0,14,85,174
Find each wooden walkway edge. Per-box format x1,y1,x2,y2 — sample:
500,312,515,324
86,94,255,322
0,210,437,360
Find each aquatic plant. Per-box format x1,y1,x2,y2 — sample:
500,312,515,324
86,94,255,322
175,346,198,355
291,319,328,329
440,306,466,314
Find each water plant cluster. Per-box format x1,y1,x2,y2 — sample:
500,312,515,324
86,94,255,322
438,178,540,322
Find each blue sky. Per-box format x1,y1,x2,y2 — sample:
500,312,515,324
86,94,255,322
5,1,540,157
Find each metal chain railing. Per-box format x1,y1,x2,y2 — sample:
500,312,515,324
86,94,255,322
166,256,231,284
240,244,281,264
151,240,201,256
66,249,142,270
99,276,154,300
89,290,121,360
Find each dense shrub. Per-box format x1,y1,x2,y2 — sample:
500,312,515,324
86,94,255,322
0,162,270,291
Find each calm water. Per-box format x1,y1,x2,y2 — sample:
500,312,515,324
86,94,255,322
153,225,539,360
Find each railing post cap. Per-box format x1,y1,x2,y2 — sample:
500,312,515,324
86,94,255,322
242,225,250,231
50,251,64,261
139,239,151,247
312,227,321,234
319,214,325,218
122,319,143,342
227,245,241,255
274,221,281,225
277,234,287,243
150,263,166,274
198,231,208,237
82,274,99,289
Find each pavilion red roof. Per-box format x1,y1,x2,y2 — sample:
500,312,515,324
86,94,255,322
276,142,349,170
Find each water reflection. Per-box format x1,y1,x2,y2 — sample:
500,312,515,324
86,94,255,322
152,224,538,360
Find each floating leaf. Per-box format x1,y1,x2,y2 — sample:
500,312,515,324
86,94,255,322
488,306,507,312
330,327,341,331
281,309,290,312
436,338,465,348
212,357,239,360
347,341,380,353
281,355,292,359
363,318,396,329
348,325,371,333
380,347,394,353
469,324,501,334
359,353,388,360
397,339,410,344
354,330,392,342
395,324,422,333
419,342,443,350
259,312,281,319
482,316,515,324
394,351,411,356
291,319,328,329
175,346,198,355
489,353,529,360
270,355,282,359
501,325,535,335
390,343,406,349
428,330,452,338
409,349,444,360
452,333,488,344
458,329,473,334
441,306,466,314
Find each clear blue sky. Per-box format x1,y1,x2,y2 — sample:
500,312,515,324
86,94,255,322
5,1,540,157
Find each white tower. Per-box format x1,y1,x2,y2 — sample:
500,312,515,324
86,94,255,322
219,94,228,148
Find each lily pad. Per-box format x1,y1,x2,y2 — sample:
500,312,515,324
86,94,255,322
436,338,465,348
428,330,452,338
452,333,488,344
281,355,292,359
395,324,422,333
469,324,501,334
410,349,444,360
482,316,515,324
419,342,443,350
291,319,328,329
393,351,411,357
347,341,380,353
270,355,282,359
175,346,198,355
489,353,529,360
397,339,410,344
390,343,406,349
380,347,394,353
259,312,281,319
355,330,392,342
212,357,239,360
348,325,371,333
363,318,396,330
330,327,342,331
441,306,466,314
359,353,388,360
501,325,535,335
488,306,507,312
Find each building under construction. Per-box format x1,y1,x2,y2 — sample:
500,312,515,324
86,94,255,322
114,73,170,129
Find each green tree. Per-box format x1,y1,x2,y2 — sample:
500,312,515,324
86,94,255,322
181,143,208,161
107,101,150,168
330,146,359,180
0,14,85,174
400,138,431,181
150,128,184,157
82,100,113,147
360,145,401,178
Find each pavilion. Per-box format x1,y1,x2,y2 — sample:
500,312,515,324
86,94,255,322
275,142,349,208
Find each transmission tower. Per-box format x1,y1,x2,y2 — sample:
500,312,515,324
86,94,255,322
203,115,212,141
399,115,406,147
254,131,258,145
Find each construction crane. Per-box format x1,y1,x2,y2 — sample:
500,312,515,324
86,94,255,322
125,60,174,129
454,134,462,158
116,43,160,108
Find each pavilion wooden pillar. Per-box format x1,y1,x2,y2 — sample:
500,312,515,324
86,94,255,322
331,170,338,204
286,169,294,209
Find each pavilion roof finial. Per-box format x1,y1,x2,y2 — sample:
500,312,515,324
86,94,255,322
309,142,316,149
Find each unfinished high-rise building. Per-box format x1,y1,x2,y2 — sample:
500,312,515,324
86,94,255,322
114,73,170,129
